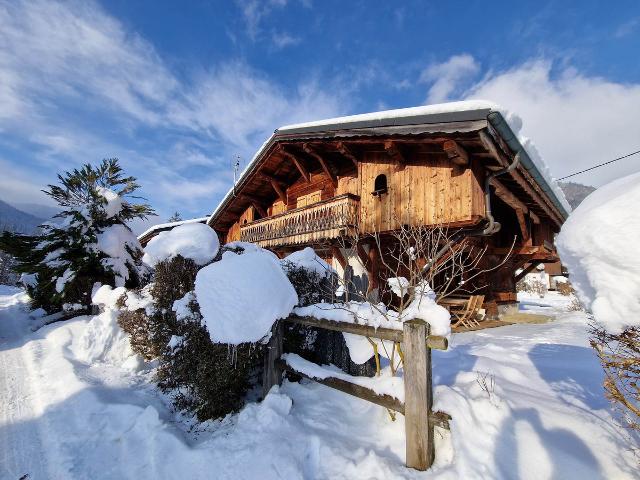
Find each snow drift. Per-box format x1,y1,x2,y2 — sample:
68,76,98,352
557,171,640,333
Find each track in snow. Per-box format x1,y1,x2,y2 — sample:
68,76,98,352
0,288,48,480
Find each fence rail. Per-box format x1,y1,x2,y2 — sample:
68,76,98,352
264,314,451,471
240,194,360,247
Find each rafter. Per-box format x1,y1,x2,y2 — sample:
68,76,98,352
277,144,310,183
442,140,469,166
336,141,359,171
478,129,563,226
303,143,338,188
384,140,405,165
260,173,287,203
241,193,267,218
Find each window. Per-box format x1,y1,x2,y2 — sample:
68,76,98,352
372,174,388,196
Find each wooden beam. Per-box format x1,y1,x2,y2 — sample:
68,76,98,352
257,173,288,203
251,202,267,219
303,143,338,188
336,141,359,171
478,130,563,226
515,208,530,243
278,145,310,183
356,241,372,271
270,180,287,203
331,245,347,269
262,322,284,397
514,261,542,283
278,359,404,413
492,178,528,213
443,140,469,166
283,315,449,350
384,140,405,165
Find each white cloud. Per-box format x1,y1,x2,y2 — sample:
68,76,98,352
171,62,344,151
235,0,289,40
615,17,640,38
420,54,480,103
463,59,640,186
0,0,346,217
0,0,177,127
271,31,301,49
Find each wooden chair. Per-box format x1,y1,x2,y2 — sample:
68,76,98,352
450,295,485,330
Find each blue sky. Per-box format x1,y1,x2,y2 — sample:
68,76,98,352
1,0,640,230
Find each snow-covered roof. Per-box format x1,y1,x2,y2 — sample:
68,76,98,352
278,100,496,134
138,217,209,243
207,100,571,226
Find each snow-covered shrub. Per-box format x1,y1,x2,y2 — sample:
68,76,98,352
516,273,547,298
0,159,154,312
556,279,574,296
118,252,264,421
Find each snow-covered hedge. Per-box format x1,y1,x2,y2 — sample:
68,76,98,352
557,172,640,333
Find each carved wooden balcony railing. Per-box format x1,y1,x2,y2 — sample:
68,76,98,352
240,194,360,248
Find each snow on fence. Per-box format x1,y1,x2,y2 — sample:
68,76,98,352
263,314,451,471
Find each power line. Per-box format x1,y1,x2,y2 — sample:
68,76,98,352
557,149,640,181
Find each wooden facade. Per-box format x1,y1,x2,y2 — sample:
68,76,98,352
208,106,568,317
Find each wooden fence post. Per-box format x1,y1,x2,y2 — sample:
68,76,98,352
403,319,434,471
262,320,284,398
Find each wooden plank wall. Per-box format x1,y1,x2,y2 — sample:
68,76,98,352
359,152,484,233
225,206,255,243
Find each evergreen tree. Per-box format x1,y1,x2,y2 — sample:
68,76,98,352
0,159,155,313
167,212,183,223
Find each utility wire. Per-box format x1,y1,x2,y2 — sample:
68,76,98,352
557,149,640,181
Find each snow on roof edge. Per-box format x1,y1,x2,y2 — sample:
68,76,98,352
278,100,498,132
138,217,209,241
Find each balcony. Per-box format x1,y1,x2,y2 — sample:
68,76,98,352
240,194,360,248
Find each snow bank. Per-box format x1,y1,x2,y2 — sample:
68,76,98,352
2,287,637,478
143,223,220,267
195,249,298,344
556,172,640,333
280,247,335,276
72,284,143,369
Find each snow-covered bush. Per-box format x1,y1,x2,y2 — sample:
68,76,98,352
0,159,154,312
557,172,640,435
119,250,270,421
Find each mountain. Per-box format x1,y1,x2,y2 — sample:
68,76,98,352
12,202,60,221
559,181,597,210
0,199,45,233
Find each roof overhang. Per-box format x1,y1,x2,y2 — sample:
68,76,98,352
207,102,570,229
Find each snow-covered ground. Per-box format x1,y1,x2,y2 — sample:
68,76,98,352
0,286,636,479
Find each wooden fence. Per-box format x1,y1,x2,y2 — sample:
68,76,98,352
263,314,450,471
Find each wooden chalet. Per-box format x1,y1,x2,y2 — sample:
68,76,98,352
207,101,570,319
